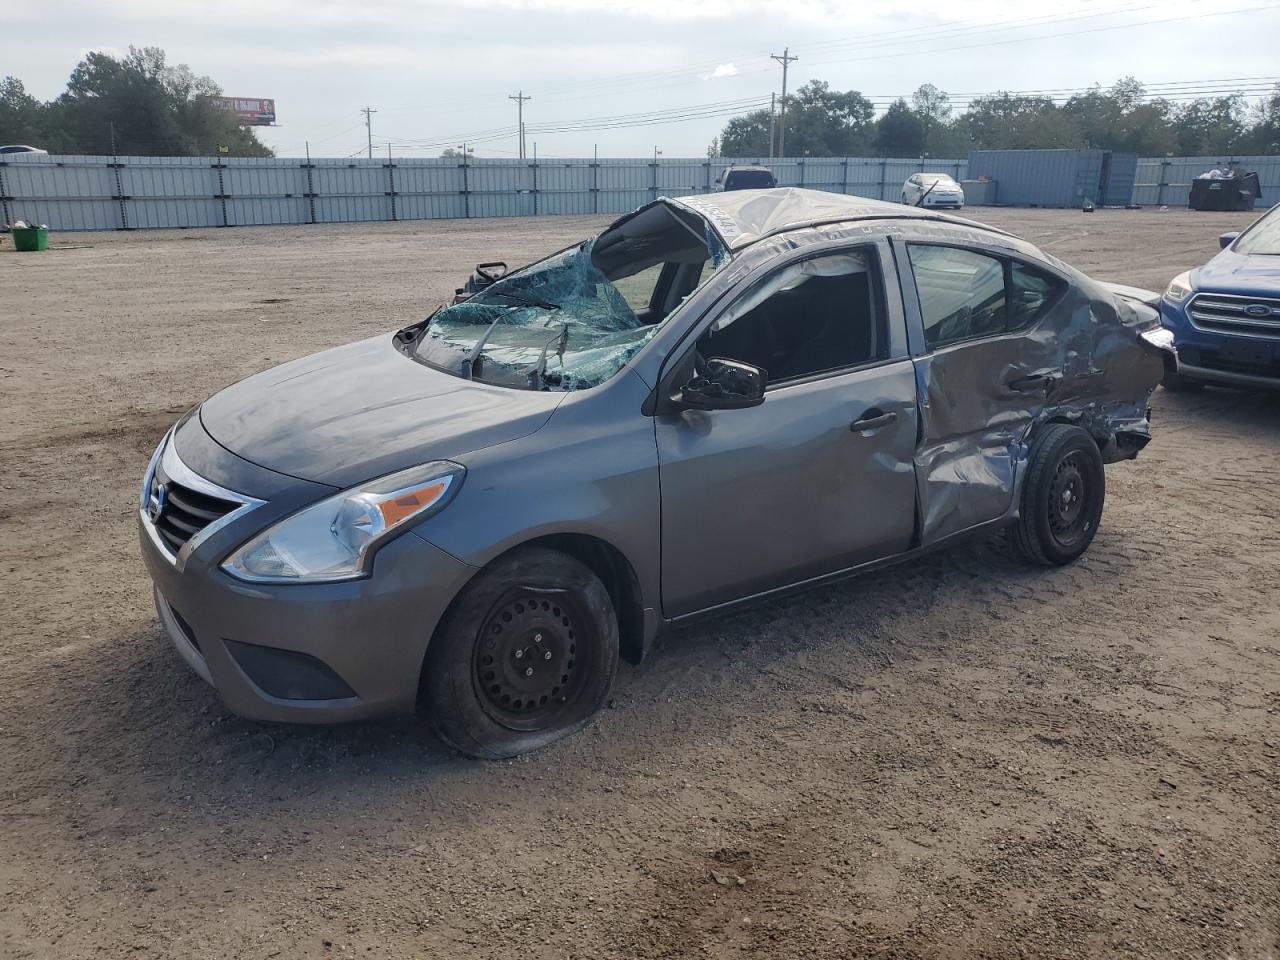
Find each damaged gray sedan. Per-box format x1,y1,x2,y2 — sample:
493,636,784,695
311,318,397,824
139,188,1173,758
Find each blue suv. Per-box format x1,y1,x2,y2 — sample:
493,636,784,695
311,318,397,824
1161,204,1280,390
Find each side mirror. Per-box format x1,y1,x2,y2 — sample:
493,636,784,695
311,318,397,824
677,358,767,410
1219,232,1240,249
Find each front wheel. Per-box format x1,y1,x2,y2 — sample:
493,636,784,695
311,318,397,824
1013,424,1106,566
422,546,619,759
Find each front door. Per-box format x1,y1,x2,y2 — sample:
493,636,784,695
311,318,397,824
655,247,919,618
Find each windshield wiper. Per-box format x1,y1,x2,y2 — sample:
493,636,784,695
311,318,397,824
460,312,509,379
462,303,565,381
486,289,562,311
526,322,570,390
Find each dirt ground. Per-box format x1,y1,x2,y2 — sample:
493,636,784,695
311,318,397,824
1,206,1277,960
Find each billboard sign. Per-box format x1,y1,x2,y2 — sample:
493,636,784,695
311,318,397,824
214,97,276,126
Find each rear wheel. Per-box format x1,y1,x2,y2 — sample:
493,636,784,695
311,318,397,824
422,546,619,759
1013,424,1106,566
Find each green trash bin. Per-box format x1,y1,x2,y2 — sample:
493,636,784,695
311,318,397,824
12,226,49,252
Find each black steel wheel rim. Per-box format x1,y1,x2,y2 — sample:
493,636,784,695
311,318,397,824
1047,451,1093,547
473,592,589,732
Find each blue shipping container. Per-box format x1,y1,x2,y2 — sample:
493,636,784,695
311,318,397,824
967,149,1135,208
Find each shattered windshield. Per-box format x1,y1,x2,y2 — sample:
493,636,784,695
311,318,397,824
413,203,718,391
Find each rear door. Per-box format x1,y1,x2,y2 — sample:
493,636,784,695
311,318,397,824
898,241,1069,544
655,243,918,618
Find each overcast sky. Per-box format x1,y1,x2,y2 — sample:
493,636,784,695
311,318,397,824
5,0,1278,158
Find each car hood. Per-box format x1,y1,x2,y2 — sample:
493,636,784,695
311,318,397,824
200,335,564,487
1193,249,1280,296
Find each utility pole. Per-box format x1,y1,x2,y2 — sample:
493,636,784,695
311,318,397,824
361,106,377,159
770,47,797,158
508,91,532,160
768,92,776,159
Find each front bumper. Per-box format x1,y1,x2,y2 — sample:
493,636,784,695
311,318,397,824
139,428,478,724
1175,358,1280,390
921,194,964,208
1161,299,1280,389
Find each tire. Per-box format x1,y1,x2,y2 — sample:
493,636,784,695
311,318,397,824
1161,369,1205,393
422,546,619,759
1013,424,1106,566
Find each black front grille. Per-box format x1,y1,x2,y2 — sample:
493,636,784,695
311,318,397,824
149,474,238,555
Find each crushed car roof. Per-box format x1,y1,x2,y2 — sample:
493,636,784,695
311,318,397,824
654,186,1001,252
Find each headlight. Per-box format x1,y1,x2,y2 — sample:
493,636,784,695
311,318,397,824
1163,271,1192,304
140,432,169,513
222,461,465,583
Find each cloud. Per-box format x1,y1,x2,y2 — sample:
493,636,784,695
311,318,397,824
702,62,739,81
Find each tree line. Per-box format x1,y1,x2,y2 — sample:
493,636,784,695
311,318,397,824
0,47,272,157
713,78,1280,159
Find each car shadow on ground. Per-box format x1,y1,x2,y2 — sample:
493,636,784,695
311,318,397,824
16,529,1082,821
1156,381,1280,426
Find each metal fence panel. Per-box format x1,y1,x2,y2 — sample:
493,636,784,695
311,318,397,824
656,160,708,195
397,193,467,220
537,162,595,215
598,190,652,214
3,155,121,229
801,158,844,192
130,197,221,229
596,160,652,192
229,197,309,226
16,151,1278,232
10,198,118,231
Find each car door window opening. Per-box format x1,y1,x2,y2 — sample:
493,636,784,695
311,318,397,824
411,203,716,392
1008,260,1068,330
698,249,886,385
908,244,1067,350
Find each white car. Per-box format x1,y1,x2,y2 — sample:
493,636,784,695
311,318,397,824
902,173,964,210
0,145,48,155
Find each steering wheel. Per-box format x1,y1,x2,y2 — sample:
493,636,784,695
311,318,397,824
475,262,508,284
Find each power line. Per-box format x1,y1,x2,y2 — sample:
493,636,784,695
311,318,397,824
309,74,1276,157
524,1,1161,103
376,96,771,149
527,1,1278,106
345,1,1278,145
799,3,1280,72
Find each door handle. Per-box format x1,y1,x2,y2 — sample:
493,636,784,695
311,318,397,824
850,410,897,433
1006,373,1062,393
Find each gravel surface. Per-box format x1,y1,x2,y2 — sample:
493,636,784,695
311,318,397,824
1,207,1277,959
